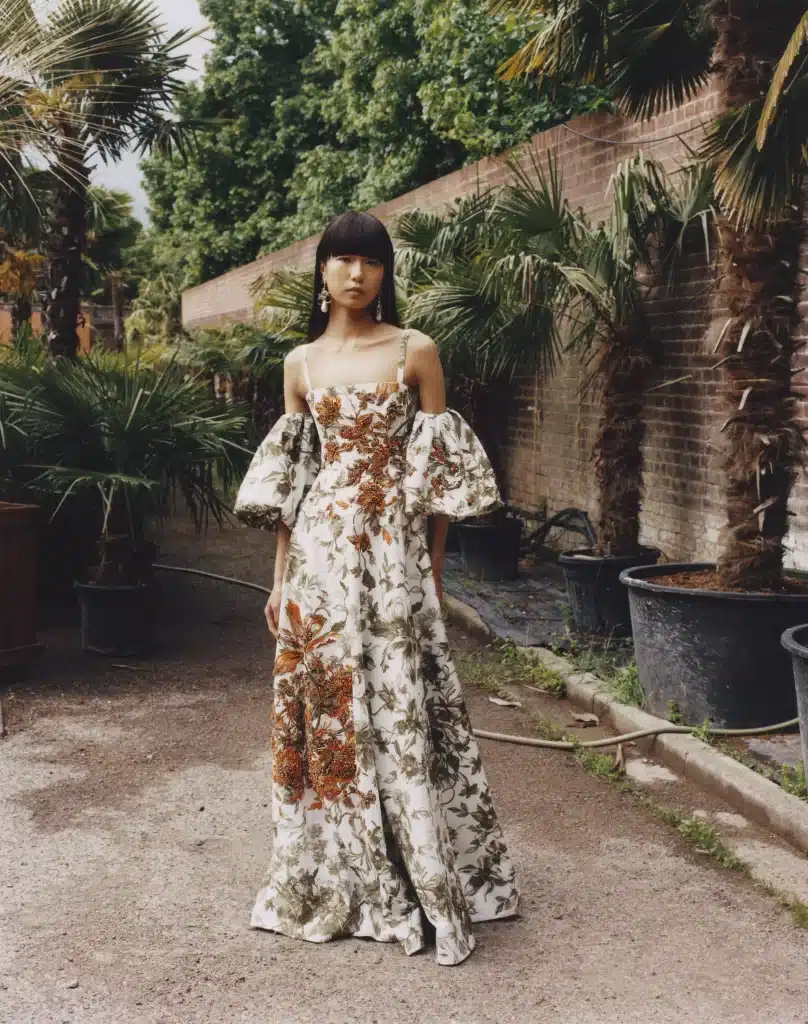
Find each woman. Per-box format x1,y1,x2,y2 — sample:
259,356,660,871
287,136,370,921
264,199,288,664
235,210,520,966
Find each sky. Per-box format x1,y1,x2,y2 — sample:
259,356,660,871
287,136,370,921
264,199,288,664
92,0,212,223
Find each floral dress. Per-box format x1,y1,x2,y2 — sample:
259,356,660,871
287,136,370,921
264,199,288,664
234,331,520,965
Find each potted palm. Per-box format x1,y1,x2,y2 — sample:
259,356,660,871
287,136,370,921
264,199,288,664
395,182,570,580
549,155,712,636
0,352,250,655
497,0,808,724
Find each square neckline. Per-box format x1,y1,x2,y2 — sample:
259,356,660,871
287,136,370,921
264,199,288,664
302,329,411,397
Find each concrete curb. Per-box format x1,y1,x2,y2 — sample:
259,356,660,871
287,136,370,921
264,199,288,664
445,596,808,858
443,595,493,643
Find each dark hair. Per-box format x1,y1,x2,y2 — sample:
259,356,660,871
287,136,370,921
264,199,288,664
307,211,400,341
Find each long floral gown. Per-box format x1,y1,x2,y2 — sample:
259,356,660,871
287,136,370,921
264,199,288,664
234,330,520,965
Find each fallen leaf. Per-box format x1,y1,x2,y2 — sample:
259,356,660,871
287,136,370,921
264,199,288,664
571,712,600,727
488,696,522,708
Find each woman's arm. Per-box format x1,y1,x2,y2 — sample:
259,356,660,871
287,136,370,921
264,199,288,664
265,348,308,636
409,332,450,602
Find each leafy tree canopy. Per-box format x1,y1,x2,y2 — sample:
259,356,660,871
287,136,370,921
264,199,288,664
140,0,609,285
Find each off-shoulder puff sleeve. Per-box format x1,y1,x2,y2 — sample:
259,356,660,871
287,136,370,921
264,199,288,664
234,413,320,530
403,409,502,520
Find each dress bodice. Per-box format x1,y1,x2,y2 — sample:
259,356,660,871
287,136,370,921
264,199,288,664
234,331,502,529
306,381,417,497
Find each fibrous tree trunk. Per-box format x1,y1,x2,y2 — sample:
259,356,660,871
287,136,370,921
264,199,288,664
11,295,32,334
593,313,655,557
711,0,806,591
42,125,89,359
109,272,124,351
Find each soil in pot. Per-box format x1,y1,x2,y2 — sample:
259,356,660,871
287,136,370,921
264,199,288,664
74,579,154,657
622,563,808,728
459,516,522,581
559,547,660,637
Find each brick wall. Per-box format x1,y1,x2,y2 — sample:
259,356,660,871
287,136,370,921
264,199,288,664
182,86,808,568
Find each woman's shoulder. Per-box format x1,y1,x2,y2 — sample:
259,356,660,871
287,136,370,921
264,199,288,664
284,343,309,370
402,327,437,355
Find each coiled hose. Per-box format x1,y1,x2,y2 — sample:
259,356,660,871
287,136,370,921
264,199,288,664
154,563,800,750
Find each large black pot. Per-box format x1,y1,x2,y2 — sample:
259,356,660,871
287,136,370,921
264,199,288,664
780,624,808,779
445,520,461,554
74,579,154,657
458,517,521,581
622,562,807,727
559,547,660,637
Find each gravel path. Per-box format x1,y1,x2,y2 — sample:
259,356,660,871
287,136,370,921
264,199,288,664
2,520,808,1024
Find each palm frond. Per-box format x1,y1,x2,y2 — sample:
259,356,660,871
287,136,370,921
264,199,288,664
491,0,714,121
702,85,808,228
0,353,251,535
757,9,808,149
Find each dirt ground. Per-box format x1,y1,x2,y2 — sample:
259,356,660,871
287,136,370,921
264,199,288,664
3,520,808,1024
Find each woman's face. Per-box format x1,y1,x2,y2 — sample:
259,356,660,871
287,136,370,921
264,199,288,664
322,253,384,312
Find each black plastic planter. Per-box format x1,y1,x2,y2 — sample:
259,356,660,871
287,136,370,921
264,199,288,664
559,547,660,637
458,517,521,581
74,579,154,657
780,624,808,780
445,520,461,554
622,563,808,728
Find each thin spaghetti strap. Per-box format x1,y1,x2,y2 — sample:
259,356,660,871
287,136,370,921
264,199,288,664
396,329,410,384
301,344,313,393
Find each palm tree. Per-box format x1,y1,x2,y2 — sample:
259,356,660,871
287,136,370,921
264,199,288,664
493,149,713,556
86,187,141,349
492,0,808,592
2,0,194,358
396,179,589,493
0,349,250,583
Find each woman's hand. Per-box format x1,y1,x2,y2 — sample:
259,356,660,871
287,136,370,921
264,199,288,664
428,513,449,606
265,584,282,637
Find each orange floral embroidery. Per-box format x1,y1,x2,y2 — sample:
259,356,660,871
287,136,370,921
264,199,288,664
315,393,342,426
357,480,387,519
274,600,336,676
323,440,341,465
271,606,357,809
375,382,399,402
339,413,375,446
304,655,357,809
348,532,372,552
271,742,305,803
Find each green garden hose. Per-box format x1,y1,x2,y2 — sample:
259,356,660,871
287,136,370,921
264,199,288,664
153,563,801,751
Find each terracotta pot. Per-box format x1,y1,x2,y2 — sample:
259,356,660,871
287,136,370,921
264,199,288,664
0,502,40,669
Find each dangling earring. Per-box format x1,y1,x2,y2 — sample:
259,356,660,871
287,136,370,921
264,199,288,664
375,294,383,322
319,284,331,313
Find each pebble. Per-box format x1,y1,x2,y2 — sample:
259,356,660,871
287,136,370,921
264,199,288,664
67,979,79,990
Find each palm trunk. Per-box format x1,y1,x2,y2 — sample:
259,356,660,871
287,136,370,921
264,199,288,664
109,272,125,351
11,295,32,335
711,0,806,591
593,314,654,556
42,126,89,359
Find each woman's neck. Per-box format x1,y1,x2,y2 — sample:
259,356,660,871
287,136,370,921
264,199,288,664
320,307,379,344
